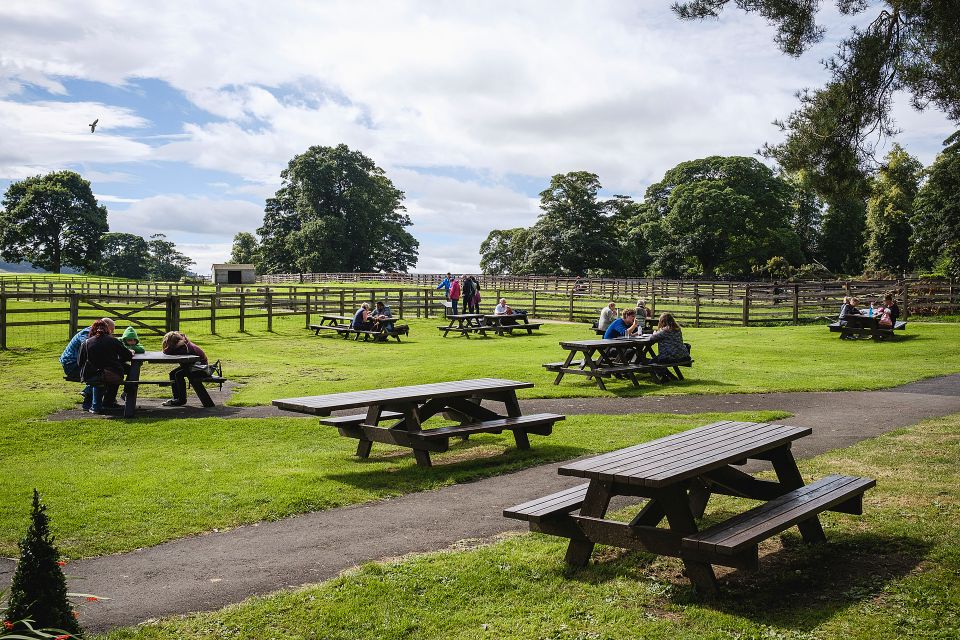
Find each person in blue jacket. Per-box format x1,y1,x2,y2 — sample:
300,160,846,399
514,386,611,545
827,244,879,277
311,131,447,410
60,317,115,410
603,309,640,339
436,272,452,299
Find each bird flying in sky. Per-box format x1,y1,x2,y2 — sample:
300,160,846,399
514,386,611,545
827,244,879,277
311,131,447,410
89,118,98,133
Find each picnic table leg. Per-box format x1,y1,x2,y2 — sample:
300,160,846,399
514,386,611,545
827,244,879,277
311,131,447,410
583,350,607,391
564,480,613,568
766,446,827,543
402,405,433,467
501,391,531,449
123,361,143,418
355,404,382,458
554,349,577,385
187,369,216,407
658,484,718,596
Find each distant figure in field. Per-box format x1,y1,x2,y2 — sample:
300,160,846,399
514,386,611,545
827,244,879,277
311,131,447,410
436,273,452,299
635,299,652,320
449,276,462,315
462,274,478,314
597,302,618,331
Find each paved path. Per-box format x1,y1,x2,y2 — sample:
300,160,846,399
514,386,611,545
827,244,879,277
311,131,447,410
13,374,960,632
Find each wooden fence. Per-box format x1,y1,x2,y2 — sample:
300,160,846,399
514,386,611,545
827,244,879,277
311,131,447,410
1,278,957,349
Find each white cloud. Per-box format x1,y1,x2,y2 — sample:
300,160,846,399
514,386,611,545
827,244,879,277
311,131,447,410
109,195,263,237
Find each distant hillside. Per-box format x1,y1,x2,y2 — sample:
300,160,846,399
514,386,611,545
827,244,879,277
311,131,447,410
0,261,79,274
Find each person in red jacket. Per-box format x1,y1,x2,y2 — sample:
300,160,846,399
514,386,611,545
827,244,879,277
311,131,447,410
449,275,462,315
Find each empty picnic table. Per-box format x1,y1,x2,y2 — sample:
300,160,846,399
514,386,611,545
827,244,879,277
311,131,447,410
484,313,543,335
438,313,488,337
123,351,219,418
273,378,564,467
505,420,875,595
309,314,354,335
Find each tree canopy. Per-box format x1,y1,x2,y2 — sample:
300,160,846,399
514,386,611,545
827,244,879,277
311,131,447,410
98,232,151,280
674,2,960,191
230,232,259,264
865,144,923,274
638,156,802,276
0,171,108,273
911,131,960,277
147,233,194,280
257,144,418,273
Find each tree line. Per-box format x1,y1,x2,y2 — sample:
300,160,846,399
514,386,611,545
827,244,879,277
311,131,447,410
478,134,960,279
0,171,194,279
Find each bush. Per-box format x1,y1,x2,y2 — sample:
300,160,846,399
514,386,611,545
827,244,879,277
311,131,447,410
4,490,82,637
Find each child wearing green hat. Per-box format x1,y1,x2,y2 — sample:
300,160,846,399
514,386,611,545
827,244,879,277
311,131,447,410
121,327,146,354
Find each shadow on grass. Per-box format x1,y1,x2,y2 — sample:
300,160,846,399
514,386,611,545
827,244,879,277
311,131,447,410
325,440,586,491
567,531,930,631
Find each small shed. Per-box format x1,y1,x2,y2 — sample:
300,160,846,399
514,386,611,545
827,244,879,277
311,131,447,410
211,263,256,285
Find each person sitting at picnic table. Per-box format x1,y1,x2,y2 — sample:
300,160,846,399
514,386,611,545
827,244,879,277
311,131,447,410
61,316,114,410
635,299,652,320
838,297,861,339
371,300,394,333
494,298,513,315
597,302,618,331
643,312,689,364
884,294,901,325
161,331,209,407
121,326,146,354
351,302,374,330
77,318,131,413
603,308,640,339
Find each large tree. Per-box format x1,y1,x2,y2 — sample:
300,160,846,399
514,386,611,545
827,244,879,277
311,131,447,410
911,131,960,276
674,2,960,185
230,232,260,264
0,170,108,273
865,144,923,274
257,144,418,273
479,228,532,275
523,171,619,276
148,233,194,281
98,232,151,280
640,156,802,276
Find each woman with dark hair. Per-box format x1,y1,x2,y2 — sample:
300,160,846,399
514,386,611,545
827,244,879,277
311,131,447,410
77,319,131,413
161,331,209,407
646,312,689,363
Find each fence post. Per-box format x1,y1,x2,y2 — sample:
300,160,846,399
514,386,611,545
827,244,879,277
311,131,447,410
902,280,910,319
694,284,700,327
398,290,404,319
166,295,181,332
69,293,79,338
339,290,345,316
239,294,246,332
210,294,217,334
532,290,538,317
792,284,800,324
742,285,750,326
266,291,273,331
0,294,6,350
305,292,312,328
568,291,575,322
650,285,657,316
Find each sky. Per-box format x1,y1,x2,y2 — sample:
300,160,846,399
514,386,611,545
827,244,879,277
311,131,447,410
0,1,954,275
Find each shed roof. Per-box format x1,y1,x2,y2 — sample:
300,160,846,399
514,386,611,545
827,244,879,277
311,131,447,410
211,263,255,270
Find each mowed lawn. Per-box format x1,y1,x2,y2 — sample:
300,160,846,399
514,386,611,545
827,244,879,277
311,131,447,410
98,413,960,640
0,318,958,559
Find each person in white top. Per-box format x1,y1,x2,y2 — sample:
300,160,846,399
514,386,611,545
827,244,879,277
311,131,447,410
598,302,617,330
494,298,512,315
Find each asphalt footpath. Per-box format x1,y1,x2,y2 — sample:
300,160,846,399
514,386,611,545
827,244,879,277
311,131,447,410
8,374,960,633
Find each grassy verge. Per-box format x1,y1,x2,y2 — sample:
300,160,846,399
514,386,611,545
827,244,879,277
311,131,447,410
99,413,960,640
0,411,788,559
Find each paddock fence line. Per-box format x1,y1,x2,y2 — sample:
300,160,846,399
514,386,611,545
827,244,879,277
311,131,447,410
1,278,956,349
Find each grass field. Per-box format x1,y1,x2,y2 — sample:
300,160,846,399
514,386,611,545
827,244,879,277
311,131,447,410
97,413,960,640
2,317,960,558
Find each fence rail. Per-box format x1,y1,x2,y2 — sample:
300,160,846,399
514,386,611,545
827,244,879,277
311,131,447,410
1,278,957,349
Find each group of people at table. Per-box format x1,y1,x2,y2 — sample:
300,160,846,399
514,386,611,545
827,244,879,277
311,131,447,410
436,272,483,314
59,317,211,413
596,299,690,365
350,300,397,333
837,294,901,339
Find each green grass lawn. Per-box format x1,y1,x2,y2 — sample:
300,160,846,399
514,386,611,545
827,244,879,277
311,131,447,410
2,317,960,558
98,412,960,640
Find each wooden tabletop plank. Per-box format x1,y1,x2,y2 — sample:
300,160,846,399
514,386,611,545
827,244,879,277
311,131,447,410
560,422,810,487
559,337,653,348
134,351,199,364
273,378,534,414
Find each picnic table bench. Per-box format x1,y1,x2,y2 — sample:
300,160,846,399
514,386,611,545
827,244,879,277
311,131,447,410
484,313,542,335
273,378,564,467
829,314,907,340
505,420,874,595
544,337,693,390
310,314,409,342
437,314,489,337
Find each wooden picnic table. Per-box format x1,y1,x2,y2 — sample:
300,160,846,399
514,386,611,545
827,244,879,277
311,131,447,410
123,351,215,418
483,313,543,335
310,314,409,342
829,312,907,340
544,337,657,390
310,314,354,334
273,378,564,467
505,420,875,595
437,313,489,338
